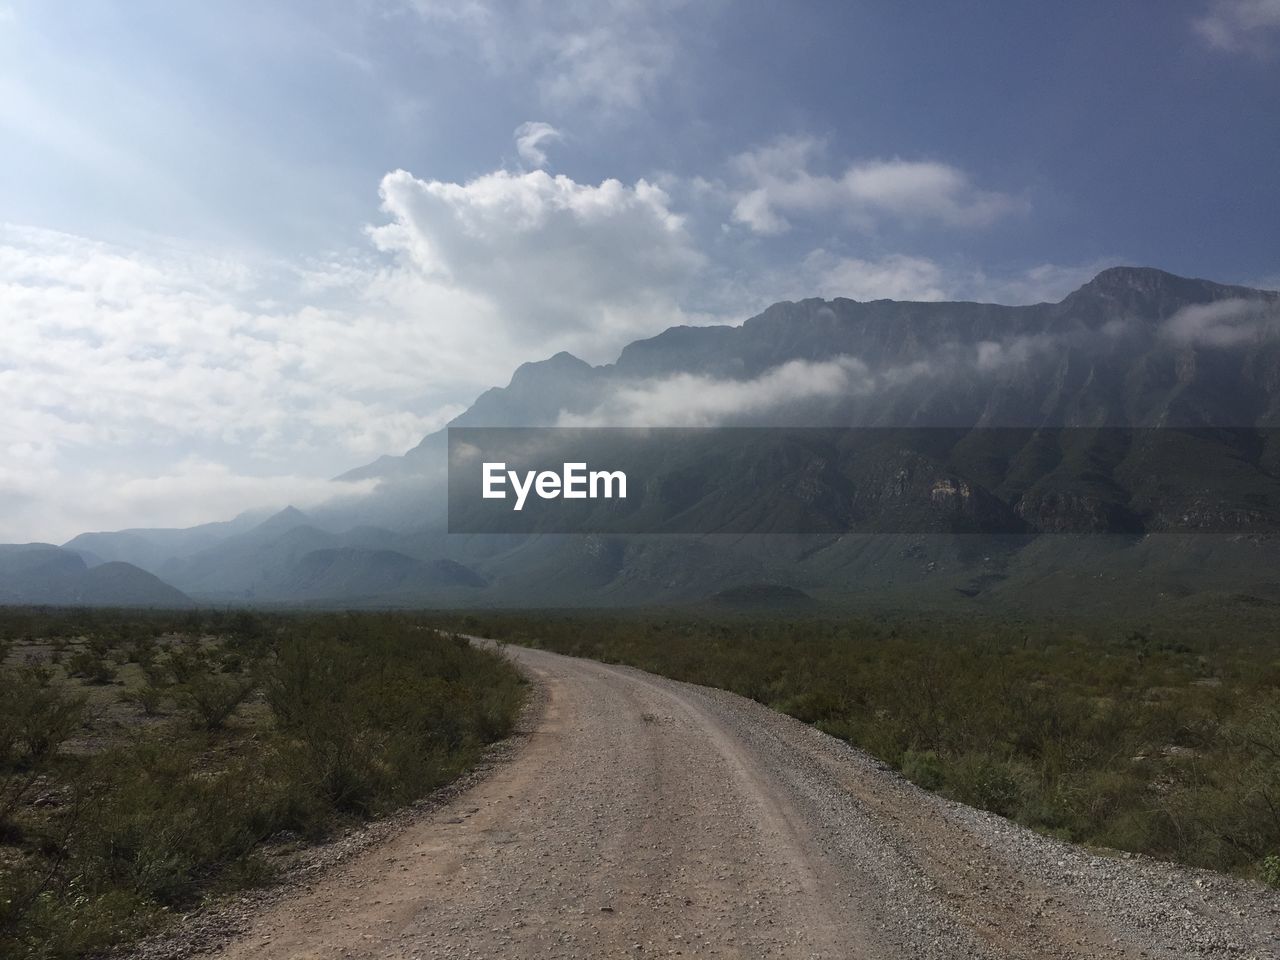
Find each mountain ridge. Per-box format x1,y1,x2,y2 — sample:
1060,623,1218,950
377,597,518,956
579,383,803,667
10,265,1280,610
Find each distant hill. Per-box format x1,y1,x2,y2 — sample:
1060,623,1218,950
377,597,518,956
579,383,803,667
63,510,268,574
0,544,194,607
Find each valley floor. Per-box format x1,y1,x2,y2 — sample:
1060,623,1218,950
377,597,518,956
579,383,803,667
181,644,1277,960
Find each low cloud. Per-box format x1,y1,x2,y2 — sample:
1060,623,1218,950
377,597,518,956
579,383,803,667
0,453,374,545
559,356,876,427
555,298,1152,428
1164,298,1280,346
729,136,1025,235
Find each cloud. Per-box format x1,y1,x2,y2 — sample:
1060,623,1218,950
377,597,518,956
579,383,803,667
0,153,725,542
0,452,374,545
801,252,949,302
558,356,876,427
729,136,1025,235
0,223,479,540
1163,298,1280,346
400,0,711,114
514,121,562,167
554,275,1153,428
369,166,708,360
1194,0,1280,51
785,250,1112,306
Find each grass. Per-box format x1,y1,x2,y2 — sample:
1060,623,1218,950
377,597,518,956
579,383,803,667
424,607,1280,887
0,608,525,960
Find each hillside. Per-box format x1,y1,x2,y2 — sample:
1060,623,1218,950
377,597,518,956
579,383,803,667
0,543,194,607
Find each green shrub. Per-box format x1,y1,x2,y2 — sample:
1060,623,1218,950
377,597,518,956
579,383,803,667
944,752,1024,817
179,674,255,731
0,667,84,767
900,749,946,790
65,649,116,685
1261,854,1280,888
79,744,272,906
118,684,166,717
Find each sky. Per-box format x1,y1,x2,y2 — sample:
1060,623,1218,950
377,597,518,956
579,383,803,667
1,0,1279,542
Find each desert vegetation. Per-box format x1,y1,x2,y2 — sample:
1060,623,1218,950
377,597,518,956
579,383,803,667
0,608,524,960
429,607,1280,888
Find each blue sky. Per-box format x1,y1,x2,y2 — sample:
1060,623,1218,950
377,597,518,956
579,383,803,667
1,0,1278,540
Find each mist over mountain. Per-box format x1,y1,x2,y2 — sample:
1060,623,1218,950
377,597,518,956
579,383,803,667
12,266,1280,610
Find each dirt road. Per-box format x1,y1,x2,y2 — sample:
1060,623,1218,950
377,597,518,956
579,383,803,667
207,643,1279,960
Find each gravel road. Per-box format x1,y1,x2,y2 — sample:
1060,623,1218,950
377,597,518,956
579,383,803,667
204,642,1279,960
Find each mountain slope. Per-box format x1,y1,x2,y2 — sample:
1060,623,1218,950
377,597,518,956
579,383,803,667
341,267,1280,484
0,544,194,607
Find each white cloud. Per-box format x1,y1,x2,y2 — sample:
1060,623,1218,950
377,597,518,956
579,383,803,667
729,136,1025,235
786,250,1111,306
558,356,876,427
801,252,949,302
0,452,374,544
1194,0,1280,51
0,224,480,540
514,121,562,167
369,166,708,361
1164,298,1280,346
0,157,721,540
554,294,1151,429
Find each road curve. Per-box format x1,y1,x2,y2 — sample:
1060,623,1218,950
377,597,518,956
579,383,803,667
209,643,1278,960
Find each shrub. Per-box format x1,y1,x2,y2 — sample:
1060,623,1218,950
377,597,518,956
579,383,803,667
125,635,158,668
79,744,273,906
65,649,116,685
0,667,84,767
900,749,946,790
119,683,166,717
1261,854,1280,889
179,674,256,731
944,752,1024,817
0,667,84,837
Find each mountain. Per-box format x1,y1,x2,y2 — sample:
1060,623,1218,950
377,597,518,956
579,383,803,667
62,510,271,573
343,267,1280,486
0,544,194,607
148,507,486,604
26,266,1280,610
